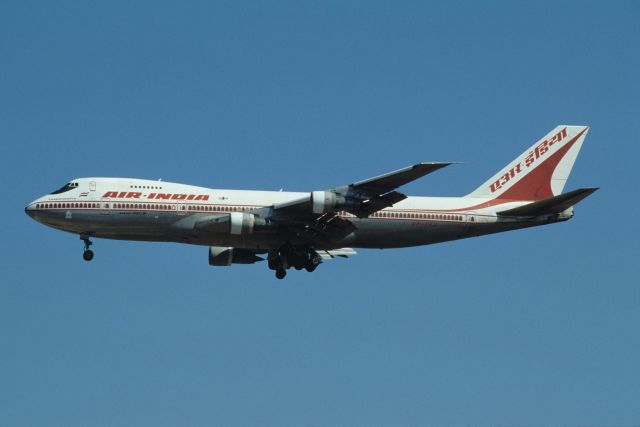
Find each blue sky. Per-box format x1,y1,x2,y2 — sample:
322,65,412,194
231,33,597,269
2,1,639,426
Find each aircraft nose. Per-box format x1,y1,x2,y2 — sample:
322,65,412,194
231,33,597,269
25,202,37,219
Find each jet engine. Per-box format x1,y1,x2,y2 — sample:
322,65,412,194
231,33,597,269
311,190,346,214
208,246,264,266
194,212,266,235
230,212,256,235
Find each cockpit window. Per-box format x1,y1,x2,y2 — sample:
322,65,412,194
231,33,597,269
49,182,79,195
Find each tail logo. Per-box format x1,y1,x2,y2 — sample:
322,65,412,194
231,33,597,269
490,127,568,193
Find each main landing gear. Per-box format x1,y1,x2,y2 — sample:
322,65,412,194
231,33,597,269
81,236,94,261
268,245,322,279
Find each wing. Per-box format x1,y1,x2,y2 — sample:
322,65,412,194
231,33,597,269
271,162,452,217
257,162,452,245
341,162,452,217
349,162,452,194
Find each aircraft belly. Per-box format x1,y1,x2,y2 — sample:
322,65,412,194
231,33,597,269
33,209,557,250
34,210,184,241
348,218,474,248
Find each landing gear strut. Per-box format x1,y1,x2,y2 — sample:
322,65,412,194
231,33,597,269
268,245,322,279
81,236,94,261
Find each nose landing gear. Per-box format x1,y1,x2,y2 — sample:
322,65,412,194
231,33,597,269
81,236,94,261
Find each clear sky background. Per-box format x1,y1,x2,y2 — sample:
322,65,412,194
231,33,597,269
1,1,639,426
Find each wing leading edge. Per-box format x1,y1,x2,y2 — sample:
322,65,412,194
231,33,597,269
272,162,452,218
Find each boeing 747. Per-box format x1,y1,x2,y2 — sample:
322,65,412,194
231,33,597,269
25,125,597,279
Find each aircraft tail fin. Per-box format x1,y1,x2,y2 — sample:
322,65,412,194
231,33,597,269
497,187,598,217
466,126,590,200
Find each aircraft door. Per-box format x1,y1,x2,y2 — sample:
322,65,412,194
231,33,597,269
464,212,478,237
89,181,96,192
176,201,186,216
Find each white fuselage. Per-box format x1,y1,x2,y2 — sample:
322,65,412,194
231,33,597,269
25,177,571,250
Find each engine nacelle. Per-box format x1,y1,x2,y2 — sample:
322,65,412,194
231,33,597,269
209,246,264,266
311,190,346,214
230,212,255,235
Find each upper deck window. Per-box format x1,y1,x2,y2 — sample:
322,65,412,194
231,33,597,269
49,182,78,195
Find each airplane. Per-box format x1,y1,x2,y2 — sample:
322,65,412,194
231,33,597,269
25,125,597,279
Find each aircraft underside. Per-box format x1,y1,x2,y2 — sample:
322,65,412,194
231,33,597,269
33,208,550,247
30,208,563,278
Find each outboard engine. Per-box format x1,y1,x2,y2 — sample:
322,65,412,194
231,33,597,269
209,246,264,266
311,190,346,214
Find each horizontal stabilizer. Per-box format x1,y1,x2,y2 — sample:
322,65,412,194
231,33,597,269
497,187,598,217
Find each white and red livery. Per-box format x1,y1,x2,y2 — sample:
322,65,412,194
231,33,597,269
25,125,597,279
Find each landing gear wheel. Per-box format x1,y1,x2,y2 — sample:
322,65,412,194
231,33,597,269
80,235,94,262
275,269,286,280
83,249,94,261
305,255,320,272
